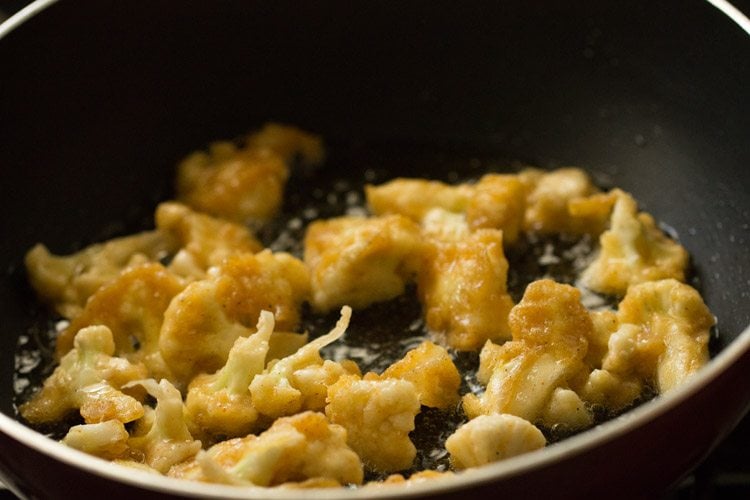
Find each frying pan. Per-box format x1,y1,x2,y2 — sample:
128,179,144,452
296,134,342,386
0,0,749,498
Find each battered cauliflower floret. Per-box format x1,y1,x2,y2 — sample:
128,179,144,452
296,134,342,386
176,143,288,224
24,231,174,319
603,279,714,393
125,378,202,473
155,201,262,280
170,412,363,487
418,228,514,350
159,250,311,385
420,207,470,242
55,263,184,380
176,123,323,224
303,215,423,312
445,414,546,469
19,325,147,425
366,174,526,245
520,167,599,234
466,174,526,244
462,280,593,430
378,340,461,409
371,470,454,487
365,178,472,221
326,374,420,473
582,191,689,296
244,123,325,167
249,307,360,419
62,420,130,460
185,311,276,443
577,368,643,412
566,189,620,236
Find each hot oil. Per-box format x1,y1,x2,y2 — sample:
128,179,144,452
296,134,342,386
13,142,642,478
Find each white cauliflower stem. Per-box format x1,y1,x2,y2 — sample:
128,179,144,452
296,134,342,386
20,325,147,425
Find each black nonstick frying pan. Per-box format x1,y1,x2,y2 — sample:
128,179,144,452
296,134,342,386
0,1,749,498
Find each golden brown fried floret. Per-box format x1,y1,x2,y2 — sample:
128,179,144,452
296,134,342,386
155,201,262,280
466,174,526,244
62,420,131,460
55,263,184,380
125,378,202,473
366,178,472,221
159,250,311,385
445,414,546,469
176,145,288,224
244,123,325,167
175,123,323,224
418,228,514,350
367,174,526,244
249,307,360,419
582,191,689,296
566,189,620,236
326,374,420,473
520,167,599,234
20,325,147,425
170,412,363,487
25,231,174,319
604,279,714,393
304,214,423,312
184,311,276,443
378,340,461,409
370,470,453,487
462,280,593,430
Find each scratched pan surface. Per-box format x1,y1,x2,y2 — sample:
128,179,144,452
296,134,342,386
0,1,749,498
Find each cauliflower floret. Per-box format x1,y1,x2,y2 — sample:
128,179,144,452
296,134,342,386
445,414,546,469
370,470,453,487
19,325,147,424
463,280,593,430
520,167,599,234
366,178,472,221
366,174,525,245
465,174,526,244
125,378,202,473
303,215,423,312
566,189,619,236
176,144,288,224
578,368,643,411
24,231,174,319
378,340,461,409
155,201,262,280
582,191,689,295
603,279,714,393
420,207,470,242
249,307,360,419
585,310,619,368
244,123,325,167
170,412,363,487
326,374,420,472
175,123,323,224
418,228,514,350
159,250,311,385
62,420,130,460
184,311,276,442
55,263,184,380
